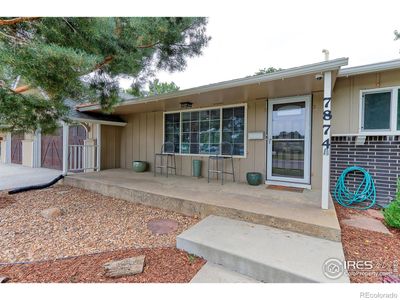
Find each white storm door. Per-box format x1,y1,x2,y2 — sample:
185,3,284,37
267,96,311,184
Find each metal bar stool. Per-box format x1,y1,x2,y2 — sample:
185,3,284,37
207,142,235,185
154,142,177,177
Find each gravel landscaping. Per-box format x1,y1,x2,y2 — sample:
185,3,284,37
335,203,400,283
0,247,205,283
0,185,198,263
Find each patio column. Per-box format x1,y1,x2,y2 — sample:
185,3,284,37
321,71,332,209
32,129,41,168
1,133,11,164
62,122,69,175
96,123,101,171
83,138,96,172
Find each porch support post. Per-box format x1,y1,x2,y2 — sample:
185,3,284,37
32,129,41,168
62,122,69,175
2,133,11,164
96,123,101,171
321,71,332,209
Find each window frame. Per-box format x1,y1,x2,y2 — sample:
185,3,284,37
359,86,400,134
163,103,247,158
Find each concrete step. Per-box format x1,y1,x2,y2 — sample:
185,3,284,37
190,262,259,283
177,215,349,283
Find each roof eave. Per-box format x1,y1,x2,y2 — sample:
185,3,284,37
69,117,127,127
78,57,348,112
338,59,400,77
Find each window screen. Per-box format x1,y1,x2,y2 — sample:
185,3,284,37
363,91,391,130
397,89,400,130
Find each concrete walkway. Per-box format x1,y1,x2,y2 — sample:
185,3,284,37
190,262,259,283
0,163,61,191
178,215,349,283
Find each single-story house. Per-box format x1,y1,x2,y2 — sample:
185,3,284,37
2,57,400,209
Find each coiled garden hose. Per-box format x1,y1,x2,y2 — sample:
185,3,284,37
334,166,376,210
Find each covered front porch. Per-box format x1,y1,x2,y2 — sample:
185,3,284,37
63,168,341,241
78,58,348,210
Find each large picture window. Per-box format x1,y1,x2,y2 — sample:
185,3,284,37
164,105,246,157
360,87,400,133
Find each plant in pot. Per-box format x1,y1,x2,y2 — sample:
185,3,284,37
246,171,263,186
132,160,148,172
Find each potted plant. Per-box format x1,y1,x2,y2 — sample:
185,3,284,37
246,172,263,186
132,160,148,172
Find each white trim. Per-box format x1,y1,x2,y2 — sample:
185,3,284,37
339,59,400,77
265,180,311,190
78,58,348,112
321,71,332,210
62,122,69,175
96,124,101,172
69,117,127,127
162,103,248,158
5,133,11,164
359,86,400,134
32,129,41,168
332,132,400,137
266,95,311,185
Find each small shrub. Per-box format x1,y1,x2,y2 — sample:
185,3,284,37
384,179,400,228
187,254,198,265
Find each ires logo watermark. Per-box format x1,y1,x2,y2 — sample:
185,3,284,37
322,258,398,280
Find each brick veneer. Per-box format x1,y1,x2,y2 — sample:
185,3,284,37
330,135,400,207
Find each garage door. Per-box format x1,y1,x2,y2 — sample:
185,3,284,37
41,128,63,170
11,133,23,164
41,125,86,170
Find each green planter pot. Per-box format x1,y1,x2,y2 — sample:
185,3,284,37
132,160,148,172
246,172,263,186
192,159,202,178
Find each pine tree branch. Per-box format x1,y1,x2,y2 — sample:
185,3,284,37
0,17,40,26
136,41,160,49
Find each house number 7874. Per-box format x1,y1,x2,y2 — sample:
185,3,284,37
322,97,331,155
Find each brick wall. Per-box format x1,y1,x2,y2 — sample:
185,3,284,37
330,135,400,207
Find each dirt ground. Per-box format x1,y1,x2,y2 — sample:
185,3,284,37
335,203,400,283
0,247,205,283
0,185,204,283
0,185,198,263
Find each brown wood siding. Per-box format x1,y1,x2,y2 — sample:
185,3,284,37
101,125,121,170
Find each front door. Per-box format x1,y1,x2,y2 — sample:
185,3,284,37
267,96,311,185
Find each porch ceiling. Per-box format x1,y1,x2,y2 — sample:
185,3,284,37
79,58,347,115
116,72,333,115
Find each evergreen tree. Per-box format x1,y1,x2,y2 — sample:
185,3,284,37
0,17,210,133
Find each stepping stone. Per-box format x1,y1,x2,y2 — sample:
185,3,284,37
366,209,384,221
41,207,63,219
342,216,392,235
104,255,145,278
147,218,178,235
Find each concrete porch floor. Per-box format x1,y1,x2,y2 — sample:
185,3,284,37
63,168,341,241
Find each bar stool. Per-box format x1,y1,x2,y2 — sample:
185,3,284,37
207,142,235,185
154,142,177,177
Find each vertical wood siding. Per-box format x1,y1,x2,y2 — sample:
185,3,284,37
101,125,121,170
109,94,323,188
118,100,267,182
